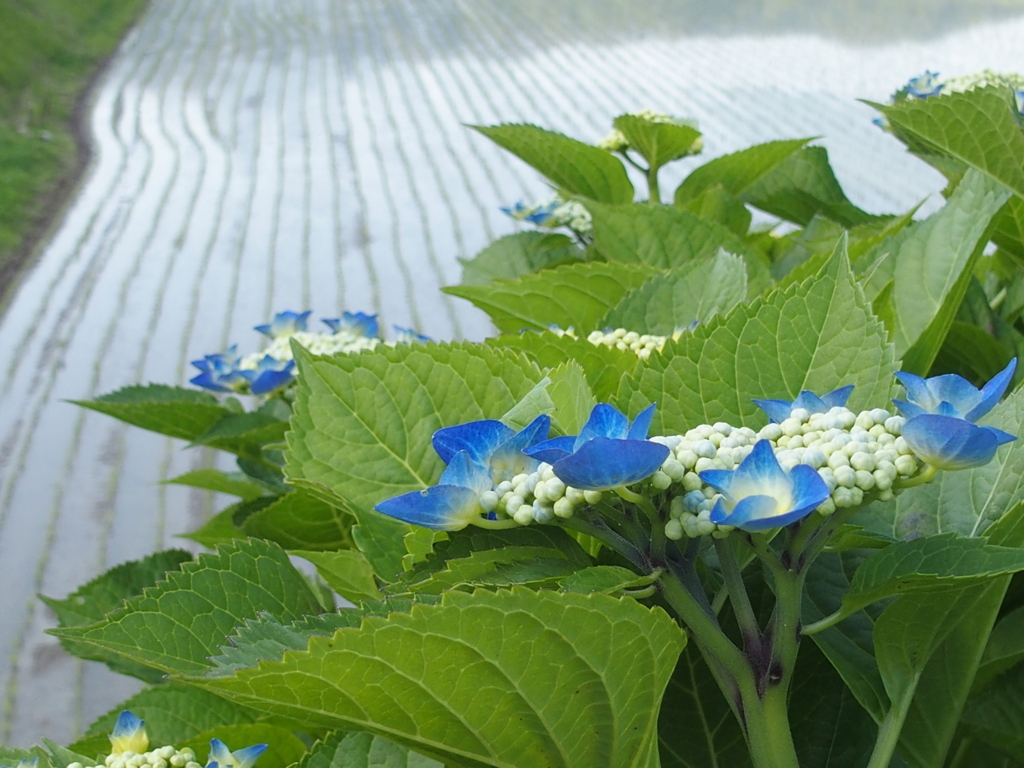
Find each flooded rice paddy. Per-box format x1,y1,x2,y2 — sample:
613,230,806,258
0,0,1022,746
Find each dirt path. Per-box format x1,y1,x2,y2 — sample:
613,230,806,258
0,0,1021,747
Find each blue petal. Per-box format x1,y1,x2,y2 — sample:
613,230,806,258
752,398,795,424
552,437,669,491
791,391,829,413
523,435,577,464
190,371,231,392
490,415,550,476
575,403,629,448
895,371,937,410
902,415,1001,470
393,325,431,344
209,740,232,767
627,403,657,440
966,358,1017,422
375,485,482,530
891,399,926,419
112,711,144,741
925,373,981,417
439,451,492,496
432,420,513,465
231,745,268,768
711,495,778,528
246,363,296,395
698,468,735,496
983,426,1017,446
788,464,831,511
821,385,855,409
730,439,787,493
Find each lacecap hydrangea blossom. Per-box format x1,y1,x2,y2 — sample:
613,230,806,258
375,361,1017,537
62,711,266,768
891,69,1024,113
190,310,429,395
501,196,593,237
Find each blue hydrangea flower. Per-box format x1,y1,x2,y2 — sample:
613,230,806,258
700,440,830,531
894,360,1017,470
254,310,311,339
208,738,267,768
753,385,854,423
893,359,1016,422
109,711,149,755
393,325,431,344
323,311,379,338
190,346,248,392
376,415,551,530
905,71,944,98
240,355,295,395
501,199,558,225
524,403,669,491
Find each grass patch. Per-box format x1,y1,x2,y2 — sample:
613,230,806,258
0,0,147,294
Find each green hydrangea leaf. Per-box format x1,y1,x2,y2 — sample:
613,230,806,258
737,146,880,227
164,469,267,501
674,138,812,205
242,490,356,552
618,238,897,434
301,731,441,768
612,114,702,172
458,232,585,285
559,566,657,595
70,684,257,759
860,169,1010,374
0,747,51,768
444,261,659,335
285,342,545,514
676,184,751,237
547,360,596,435
292,550,381,603
837,532,1024,619
73,385,231,441
601,250,748,335
189,410,289,457
973,604,1024,694
876,86,1024,200
487,331,639,402
472,123,634,204
962,660,1024,760
188,589,684,768
586,202,770,296
49,539,323,675
41,549,193,683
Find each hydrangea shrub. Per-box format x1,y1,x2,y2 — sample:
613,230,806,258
27,76,1024,768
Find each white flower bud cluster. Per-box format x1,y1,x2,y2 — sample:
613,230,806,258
659,407,920,539
482,463,603,526
549,200,593,236
69,747,200,768
587,328,670,359
239,330,380,370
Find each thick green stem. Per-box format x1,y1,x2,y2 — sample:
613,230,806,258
647,164,661,204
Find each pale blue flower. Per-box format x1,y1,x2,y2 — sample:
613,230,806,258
393,325,431,344
322,311,379,338
254,310,311,339
240,355,295,395
501,199,558,225
895,360,1018,470
109,710,148,755
753,385,854,423
700,439,830,531
905,71,944,99
190,345,248,392
208,738,267,768
376,415,551,530
893,359,1016,422
525,403,669,491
